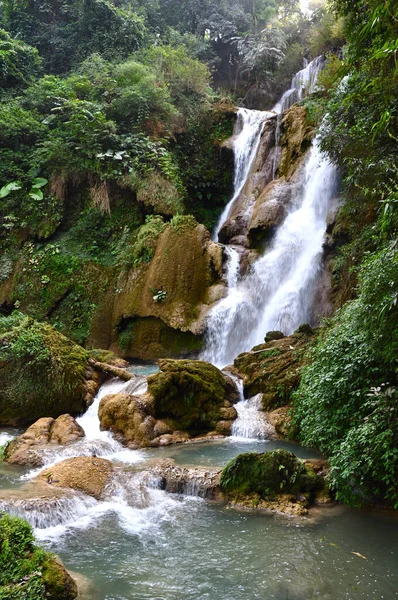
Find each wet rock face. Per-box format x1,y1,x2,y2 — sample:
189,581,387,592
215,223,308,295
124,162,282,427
108,218,224,360
233,328,315,409
218,117,277,246
99,392,155,448
5,415,85,466
37,457,113,500
277,104,314,179
247,179,293,249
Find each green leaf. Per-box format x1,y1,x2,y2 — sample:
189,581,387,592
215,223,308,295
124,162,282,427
29,189,44,201
0,181,23,198
31,178,48,189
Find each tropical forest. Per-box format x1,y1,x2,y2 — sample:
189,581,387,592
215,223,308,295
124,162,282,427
0,0,397,598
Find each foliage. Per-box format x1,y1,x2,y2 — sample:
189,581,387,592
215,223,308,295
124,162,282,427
293,247,398,507
0,28,41,89
123,215,165,267
2,0,145,73
0,513,47,599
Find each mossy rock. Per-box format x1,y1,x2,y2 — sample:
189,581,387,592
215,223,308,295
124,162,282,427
0,513,77,599
0,312,89,426
234,330,314,409
147,359,229,433
277,104,314,179
220,449,323,500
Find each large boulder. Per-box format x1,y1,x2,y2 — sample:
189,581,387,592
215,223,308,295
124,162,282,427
99,359,239,446
147,359,236,432
37,457,113,500
5,415,85,466
150,458,221,499
233,327,314,409
220,449,325,503
99,393,155,448
0,313,90,426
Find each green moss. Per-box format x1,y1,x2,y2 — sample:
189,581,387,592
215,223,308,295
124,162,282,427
122,215,165,267
0,312,88,425
148,359,227,432
0,514,76,600
220,450,323,500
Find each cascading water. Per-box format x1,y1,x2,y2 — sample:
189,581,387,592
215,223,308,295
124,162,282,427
213,107,274,241
273,55,325,115
203,137,338,368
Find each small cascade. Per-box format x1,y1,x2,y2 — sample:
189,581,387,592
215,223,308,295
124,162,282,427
213,107,273,241
231,394,274,440
273,55,325,115
22,376,149,480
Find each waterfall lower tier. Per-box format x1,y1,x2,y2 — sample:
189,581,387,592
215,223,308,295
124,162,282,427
202,138,338,368
231,394,274,440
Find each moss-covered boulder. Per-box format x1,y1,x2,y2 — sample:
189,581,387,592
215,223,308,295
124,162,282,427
220,449,324,501
0,513,77,599
233,328,315,409
0,313,90,426
147,359,234,433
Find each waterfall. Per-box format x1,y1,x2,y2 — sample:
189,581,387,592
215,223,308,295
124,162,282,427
203,138,337,368
231,394,275,440
213,107,274,241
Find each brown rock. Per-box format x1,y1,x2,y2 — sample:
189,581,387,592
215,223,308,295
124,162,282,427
267,406,292,438
50,414,85,445
37,457,113,500
98,392,154,447
247,179,293,248
215,420,234,435
5,415,84,466
219,406,238,420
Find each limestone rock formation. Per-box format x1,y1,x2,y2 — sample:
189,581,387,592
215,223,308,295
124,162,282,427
233,327,315,409
37,457,113,500
5,414,85,466
150,458,221,499
277,104,314,179
247,179,293,248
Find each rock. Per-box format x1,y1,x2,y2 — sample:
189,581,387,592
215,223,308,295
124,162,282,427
0,313,89,426
218,117,277,245
50,414,85,445
153,419,173,436
247,179,293,248
220,449,324,503
108,217,224,359
5,415,84,466
151,458,221,499
147,359,236,433
219,406,238,420
0,513,78,600
267,406,292,438
264,330,286,342
234,329,315,409
277,104,314,179
98,393,154,448
37,457,113,500
215,420,234,435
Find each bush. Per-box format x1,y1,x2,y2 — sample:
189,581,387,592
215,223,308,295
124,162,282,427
293,247,398,507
